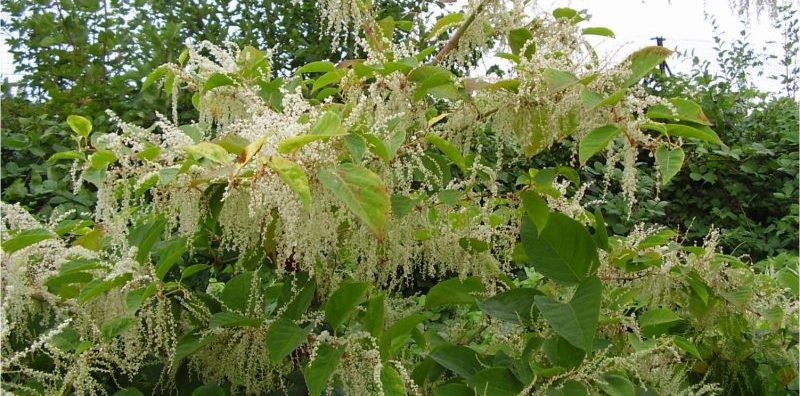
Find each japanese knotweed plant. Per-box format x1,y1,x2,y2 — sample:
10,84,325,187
2,0,796,395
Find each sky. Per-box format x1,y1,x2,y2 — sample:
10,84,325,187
0,0,790,93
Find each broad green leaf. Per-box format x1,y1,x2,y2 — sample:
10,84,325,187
297,61,335,74
477,288,540,326
646,98,711,125
142,66,167,91
174,330,217,364
155,237,186,280
266,318,311,361
318,163,390,239
49,150,85,162
522,213,598,285
542,68,580,91
429,344,483,378
582,27,615,37
535,276,603,351
312,70,343,92
380,314,425,360
508,28,535,57
391,194,416,218
552,7,583,22
655,146,685,185
425,134,466,172
381,365,407,396
79,273,132,302
268,156,311,208
324,282,370,330
221,272,253,312
181,264,210,279
90,150,117,170
310,111,345,136
638,308,682,337
67,115,92,138
593,209,609,251
426,12,464,40
594,88,627,108
546,380,588,396
280,275,316,320
362,293,385,337
184,142,231,164
425,276,483,309
129,217,166,264
579,124,621,164
580,88,603,108
520,191,549,233
303,344,343,396
465,368,523,396
408,65,455,101
433,384,474,396
2,228,55,253
623,46,672,86
101,318,136,341
673,336,702,359
114,388,145,396
598,373,635,396
664,123,722,145
203,73,236,91
191,384,226,396
126,283,157,314
276,135,329,154
209,312,262,328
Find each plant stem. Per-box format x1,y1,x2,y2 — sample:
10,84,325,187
431,0,491,65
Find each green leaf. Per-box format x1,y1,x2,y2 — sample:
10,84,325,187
579,124,621,164
522,213,598,285
425,276,483,309
535,276,603,351
381,365,407,396
546,380,588,396
142,65,167,92
277,112,346,154
266,318,311,361
593,209,609,251
673,336,702,359
623,46,672,86
598,372,635,396
184,142,231,164
542,69,580,91
582,27,615,37
101,318,136,341
655,146,685,185
174,330,217,364
209,312,262,328
89,150,117,170
79,273,132,302
48,150,85,162
434,384,474,396
391,194,416,219
646,98,711,125
324,282,370,330
126,283,156,314
312,70,343,92
280,275,316,320
408,65,455,101
552,7,583,22
297,61,335,74
67,115,92,138
191,384,226,396
425,134,466,172
268,156,311,208
521,191,549,233
362,293,385,337
508,28,535,57
380,314,425,360
114,388,145,396
638,308,682,337
129,217,166,264
155,237,186,280
426,12,464,40
429,344,483,378
203,73,236,91
465,368,523,396
181,264,210,279
2,228,55,253
664,123,722,145
318,163,390,239
477,288,540,326
303,344,343,396
221,272,253,312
